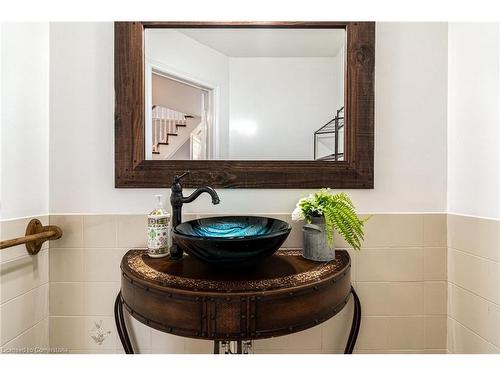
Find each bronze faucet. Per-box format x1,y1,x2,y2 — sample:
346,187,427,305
170,171,220,260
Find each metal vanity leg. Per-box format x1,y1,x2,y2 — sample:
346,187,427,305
344,286,361,354
114,292,134,354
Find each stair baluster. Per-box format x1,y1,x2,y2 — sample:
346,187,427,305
151,105,191,157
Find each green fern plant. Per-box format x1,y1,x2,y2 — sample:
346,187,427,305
292,189,369,250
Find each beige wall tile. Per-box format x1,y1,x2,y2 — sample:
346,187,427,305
361,214,423,248
124,312,151,353
386,317,424,350
50,316,118,351
448,283,500,347
447,317,499,354
49,215,83,248
1,217,37,243
252,335,289,350
424,316,447,349
50,282,120,324
84,316,121,349
184,213,198,222
486,260,500,305
356,317,389,350
41,212,500,354
0,283,48,345
49,248,84,282
83,248,128,282
49,316,84,349
321,295,353,353
487,303,500,348
286,214,424,250
424,214,447,247
0,216,49,262
447,282,452,316
0,245,27,265
1,216,49,238
424,349,448,354
83,215,117,248
282,217,302,249
448,249,486,299
448,248,500,305
82,316,119,350
356,282,424,316
347,249,357,281
68,349,119,354
424,281,447,315
424,247,447,281
184,337,213,354
0,248,49,304
49,282,85,316
448,214,500,262
356,248,423,282
151,330,187,354
0,216,50,351
99,213,437,254
117,215,147,248
264,214,301,249
253,348,320,354
286,324,322,351
446,316,453,353
449,284,489,341
2,317,49,352
50,279,120,325
354,349,425,354
83,282,120,316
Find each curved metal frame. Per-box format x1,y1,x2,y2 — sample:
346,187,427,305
344,286,361,354
114,292,134,354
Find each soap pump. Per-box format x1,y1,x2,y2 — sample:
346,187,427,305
147,194,171,258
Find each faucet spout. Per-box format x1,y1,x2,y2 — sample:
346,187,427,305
181,186,220,205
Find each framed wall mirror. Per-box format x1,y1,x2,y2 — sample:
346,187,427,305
115,22,374,188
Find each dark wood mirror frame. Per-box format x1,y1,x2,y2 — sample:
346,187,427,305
115,22,374,189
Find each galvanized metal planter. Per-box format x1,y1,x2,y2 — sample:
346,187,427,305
302,216,335,261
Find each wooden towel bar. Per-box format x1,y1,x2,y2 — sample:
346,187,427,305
0,219,63,255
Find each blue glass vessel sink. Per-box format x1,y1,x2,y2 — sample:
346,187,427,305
172,216,291,268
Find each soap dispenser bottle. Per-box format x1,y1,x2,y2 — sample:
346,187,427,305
147,194,171,258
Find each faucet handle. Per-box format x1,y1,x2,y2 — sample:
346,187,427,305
174,171,190,184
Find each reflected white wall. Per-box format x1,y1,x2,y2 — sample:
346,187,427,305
145,30,344,161
145,29,230,158
228,57,341,160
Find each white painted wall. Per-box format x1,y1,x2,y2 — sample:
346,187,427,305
447,23,500,219
1,23,49,219
228,57,339,160
0,22,50,353
49,22,448,214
